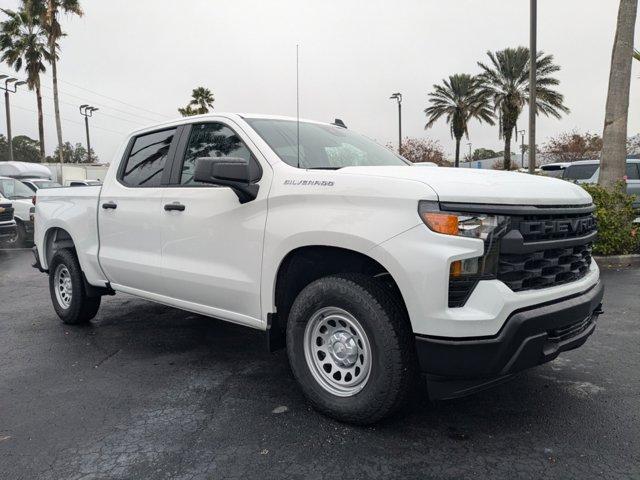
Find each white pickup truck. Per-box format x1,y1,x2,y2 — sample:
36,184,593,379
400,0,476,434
33,113,604,424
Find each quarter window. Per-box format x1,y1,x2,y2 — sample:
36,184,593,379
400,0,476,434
121,128,177,187
180,123,253,185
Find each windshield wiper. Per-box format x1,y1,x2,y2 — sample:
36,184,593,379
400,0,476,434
305,166,341,170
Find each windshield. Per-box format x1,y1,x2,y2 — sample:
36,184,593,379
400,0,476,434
563,163,599,181
0,179,34,199
245,118,409,169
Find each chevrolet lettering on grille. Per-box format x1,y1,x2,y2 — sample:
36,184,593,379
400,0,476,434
519,216,596,236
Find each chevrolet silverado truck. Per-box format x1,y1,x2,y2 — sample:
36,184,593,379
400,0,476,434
33,114,604,424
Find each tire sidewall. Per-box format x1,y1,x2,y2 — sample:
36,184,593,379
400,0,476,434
287,277,403,420
49,250,88,324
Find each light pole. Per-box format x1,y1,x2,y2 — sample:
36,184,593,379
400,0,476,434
528,0,537,174
79,104,98,163
0,76,27,162
390,92,402,153
467,142,472,167
518,129,526,168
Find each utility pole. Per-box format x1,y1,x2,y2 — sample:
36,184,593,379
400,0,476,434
390,92,402,153
518,129,526,168
79,105,98,163
0,76,27,162
528,0,537,174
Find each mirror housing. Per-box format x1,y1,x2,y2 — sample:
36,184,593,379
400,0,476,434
193,157,260,204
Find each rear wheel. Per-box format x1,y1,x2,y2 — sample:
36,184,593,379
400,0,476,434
286,274,416,424
48,249,101,324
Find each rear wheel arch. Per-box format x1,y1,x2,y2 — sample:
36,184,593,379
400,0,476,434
43,227,77,269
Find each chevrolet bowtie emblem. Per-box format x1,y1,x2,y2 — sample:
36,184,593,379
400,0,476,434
0,207,5,213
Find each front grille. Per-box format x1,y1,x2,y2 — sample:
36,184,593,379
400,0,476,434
497,208,595,292
445,203,596,307
547,313,595,342
498,243,593,291
0,205,14,222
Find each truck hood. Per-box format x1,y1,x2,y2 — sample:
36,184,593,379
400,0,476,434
338,166,592,205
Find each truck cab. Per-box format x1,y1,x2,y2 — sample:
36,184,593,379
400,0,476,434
33,113,603,424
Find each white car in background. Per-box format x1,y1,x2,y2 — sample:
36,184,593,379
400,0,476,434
21,178,62,192
0,176,35,246
563,159,640,208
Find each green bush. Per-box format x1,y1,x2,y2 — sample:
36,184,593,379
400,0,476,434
582,182,639,256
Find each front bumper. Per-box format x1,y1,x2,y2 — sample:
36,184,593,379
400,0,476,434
417,281,604,400
0,221,17,240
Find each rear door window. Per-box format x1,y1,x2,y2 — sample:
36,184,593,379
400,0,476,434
625,163,640,180
121,128,177,187
563,164,599,181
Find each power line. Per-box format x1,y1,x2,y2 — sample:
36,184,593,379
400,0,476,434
12,87,149,126
9,102,127,136
39,71,170,119
1,70,171,123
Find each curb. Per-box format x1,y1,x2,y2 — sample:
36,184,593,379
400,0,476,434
594,254,640,268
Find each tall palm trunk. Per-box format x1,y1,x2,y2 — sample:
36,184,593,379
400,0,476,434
454,137,461,168
503,129,512,170
599,0,637,188
35,78,45,161
51,50,64,163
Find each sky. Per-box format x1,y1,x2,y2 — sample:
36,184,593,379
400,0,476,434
0,0,639,163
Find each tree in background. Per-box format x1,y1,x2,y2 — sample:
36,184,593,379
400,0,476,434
47,141,97,163
397,137,449,166
542,131,603,162
599,0,637,188
179,87,215,116
0,5,51,161
634,49,640,62
464,148,501,162
627,134,640,157
30,0,83,164
0,134,41,162
424,74,494,167
478,47,569,170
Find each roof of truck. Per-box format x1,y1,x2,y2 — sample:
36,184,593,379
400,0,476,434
127,113,333,136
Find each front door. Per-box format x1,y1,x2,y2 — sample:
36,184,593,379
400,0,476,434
160,121,270,326
98,127,180,294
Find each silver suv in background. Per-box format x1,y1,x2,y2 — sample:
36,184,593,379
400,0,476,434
562,159,640,208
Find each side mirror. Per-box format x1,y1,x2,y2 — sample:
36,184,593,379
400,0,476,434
194,157,260,204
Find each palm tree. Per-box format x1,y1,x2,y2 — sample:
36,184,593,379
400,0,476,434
178,87,215,116
0,7,51,160
29,0,83,164
478,47,569,170
599,0,638,188
424,74,494,167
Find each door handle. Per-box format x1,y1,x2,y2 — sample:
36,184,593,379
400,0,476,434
102,202,117,210
164,202,185,212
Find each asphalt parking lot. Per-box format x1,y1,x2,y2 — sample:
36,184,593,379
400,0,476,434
1,249,638,480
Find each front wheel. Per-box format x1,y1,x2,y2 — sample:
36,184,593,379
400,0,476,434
286,274,416,424
48,249,101,324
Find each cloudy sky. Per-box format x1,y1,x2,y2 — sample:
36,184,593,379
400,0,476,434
0,0,639,163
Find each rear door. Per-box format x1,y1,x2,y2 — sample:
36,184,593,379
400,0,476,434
159,120,270,325
98,127,181,294
626,161,640,209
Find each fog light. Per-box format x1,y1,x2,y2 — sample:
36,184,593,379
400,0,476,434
450,258,479,277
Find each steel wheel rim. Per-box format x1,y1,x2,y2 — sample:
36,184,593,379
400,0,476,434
303,306,372,397
54,264,72,309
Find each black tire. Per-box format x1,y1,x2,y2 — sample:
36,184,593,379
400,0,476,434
48,249,101,324
286,273,416,424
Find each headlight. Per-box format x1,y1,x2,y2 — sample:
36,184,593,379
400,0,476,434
418,201,507,240
418,201,511,307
